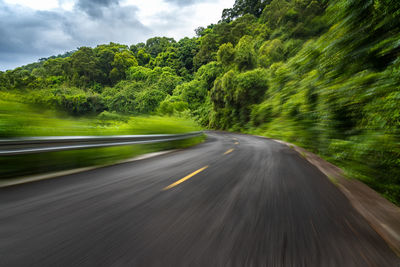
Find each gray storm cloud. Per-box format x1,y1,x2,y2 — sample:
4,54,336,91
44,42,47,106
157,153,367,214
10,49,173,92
76,0,120,17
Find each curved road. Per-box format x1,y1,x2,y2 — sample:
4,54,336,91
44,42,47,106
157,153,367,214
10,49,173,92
0,132,398,266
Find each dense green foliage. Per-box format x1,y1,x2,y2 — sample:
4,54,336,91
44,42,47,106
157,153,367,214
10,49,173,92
1,0,399,204
0,39,197,115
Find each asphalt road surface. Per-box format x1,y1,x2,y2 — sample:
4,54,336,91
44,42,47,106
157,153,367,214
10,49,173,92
0,132,399,266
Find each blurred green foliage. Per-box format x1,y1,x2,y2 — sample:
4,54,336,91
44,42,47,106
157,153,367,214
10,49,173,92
196,0,399,204
201,0,400,204
0,98,200,137
0,99,202,178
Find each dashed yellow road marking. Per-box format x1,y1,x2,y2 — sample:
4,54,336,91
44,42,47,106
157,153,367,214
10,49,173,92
224,148,234,155
234,142,239,145
163,166,208,190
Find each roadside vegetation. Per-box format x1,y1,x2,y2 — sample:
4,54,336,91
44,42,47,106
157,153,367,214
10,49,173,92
0,98,202,178
1,0,399,204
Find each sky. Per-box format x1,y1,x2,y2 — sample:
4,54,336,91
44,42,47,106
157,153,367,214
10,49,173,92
0,0,235,71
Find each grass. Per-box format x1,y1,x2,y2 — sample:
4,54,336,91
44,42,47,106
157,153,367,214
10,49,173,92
0,100,201,137
0,99,204,179
327,175,340,186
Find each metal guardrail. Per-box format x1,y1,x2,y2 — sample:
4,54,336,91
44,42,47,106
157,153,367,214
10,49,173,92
0,131,203,156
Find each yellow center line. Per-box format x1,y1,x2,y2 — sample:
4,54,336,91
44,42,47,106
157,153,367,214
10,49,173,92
224,148,234,155
163,166,208,190
234,141,239,145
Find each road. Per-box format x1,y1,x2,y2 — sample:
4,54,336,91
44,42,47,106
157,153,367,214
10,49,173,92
0,132,398,266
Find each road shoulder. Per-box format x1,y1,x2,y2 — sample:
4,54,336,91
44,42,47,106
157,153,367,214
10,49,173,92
0,150,177,188
272,138,400,257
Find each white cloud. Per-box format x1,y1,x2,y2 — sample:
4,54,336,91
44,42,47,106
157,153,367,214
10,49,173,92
3,0,60,10
123,0,234,39
121,0,171,25
60,0,75,11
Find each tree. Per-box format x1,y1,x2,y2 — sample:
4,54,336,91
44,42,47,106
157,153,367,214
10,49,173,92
158,95,188,115
258,39,284,67
153,47,180,72
193,33,220,70
126,66,153,82
136,89,167,113
94,43,128,85
229,14,257,44
136,49,151,66
260,0,291,29
221,70,236,106
110,51,138,83
42,58,66,77
173,80,207,111
234,68,268,106
145,37,176,58
0,72,9,90
235,35,256,71
217,43,235,67
176,37,199,74
222,0,270,21
68,47,101,87
195,62,223,90
156,70,183,94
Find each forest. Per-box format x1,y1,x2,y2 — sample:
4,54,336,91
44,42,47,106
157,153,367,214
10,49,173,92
1,0,399,204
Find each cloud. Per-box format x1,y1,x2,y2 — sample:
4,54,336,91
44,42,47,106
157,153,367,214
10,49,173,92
0,0,150,70
163,0,213,6
75,0,120,17
137,0,234,39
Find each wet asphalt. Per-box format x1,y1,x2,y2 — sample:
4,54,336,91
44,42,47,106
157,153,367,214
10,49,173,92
0,132,398,266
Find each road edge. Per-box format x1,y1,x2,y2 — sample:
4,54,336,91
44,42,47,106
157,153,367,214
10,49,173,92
0,149,178,188
271,138,400,257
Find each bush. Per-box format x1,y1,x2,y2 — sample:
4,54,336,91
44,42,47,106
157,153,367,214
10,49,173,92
217,43,235,67
235,35,256,71
158,96,189,115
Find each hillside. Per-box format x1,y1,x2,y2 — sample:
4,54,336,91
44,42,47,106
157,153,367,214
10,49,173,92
1,0,399,204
